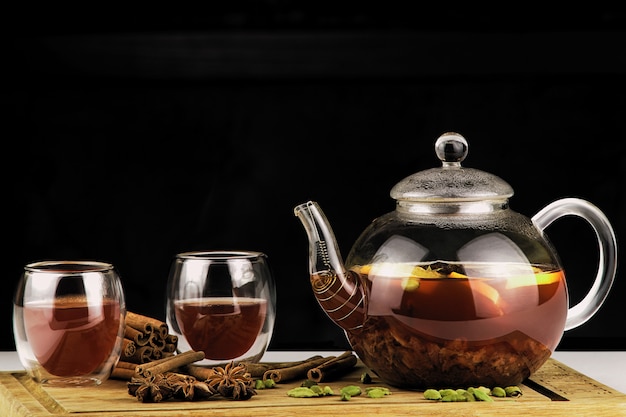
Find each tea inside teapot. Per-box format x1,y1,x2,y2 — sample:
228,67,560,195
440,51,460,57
348,260,566,388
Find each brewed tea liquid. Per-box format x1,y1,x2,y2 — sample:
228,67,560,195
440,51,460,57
174,297,267,360
365,262,567,346
348,262,568,388
22,296,121,376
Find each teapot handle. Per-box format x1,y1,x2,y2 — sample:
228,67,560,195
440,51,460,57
532,198,617,331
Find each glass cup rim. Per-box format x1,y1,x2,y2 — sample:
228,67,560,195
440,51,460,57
24,260,115,273
175,250,266,261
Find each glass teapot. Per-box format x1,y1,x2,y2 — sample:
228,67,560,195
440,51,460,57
294,132,617,389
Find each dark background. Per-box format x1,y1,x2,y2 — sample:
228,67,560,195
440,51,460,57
2,5,625,352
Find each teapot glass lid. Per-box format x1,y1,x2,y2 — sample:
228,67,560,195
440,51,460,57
390,132,514,202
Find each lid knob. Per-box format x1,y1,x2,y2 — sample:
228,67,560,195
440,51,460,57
390,131,514,204
435,132,468,166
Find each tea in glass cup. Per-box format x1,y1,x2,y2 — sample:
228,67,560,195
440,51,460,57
13,261,126,386
166,251,276,365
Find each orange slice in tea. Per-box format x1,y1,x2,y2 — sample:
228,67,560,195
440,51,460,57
499,268,565,313
450,271,505,318
396,268,506,320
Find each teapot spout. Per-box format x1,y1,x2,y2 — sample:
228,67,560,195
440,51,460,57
294,201,366,332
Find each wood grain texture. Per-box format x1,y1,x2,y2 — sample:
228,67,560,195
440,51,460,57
1,358,625,416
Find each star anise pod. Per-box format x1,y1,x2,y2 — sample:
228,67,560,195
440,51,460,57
129,374,170,403
128,372,218,402
164,372,197,400
205,362,257,400
192,379,215,400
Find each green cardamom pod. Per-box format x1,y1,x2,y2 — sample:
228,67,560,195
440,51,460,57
340,385,362,397
442,393,465,402
424,389,442,400
504,386,523,397
309,385,324,395
287,387,320,398
491,387,506,397
365,387,391,398
462,391,476,402
472,389,494,402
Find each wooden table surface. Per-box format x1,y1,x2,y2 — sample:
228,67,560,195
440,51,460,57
1,356,625,417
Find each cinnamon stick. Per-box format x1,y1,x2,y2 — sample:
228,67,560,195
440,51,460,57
151,348,163,361
124,326,151,346
231,356,321,378
163,343,177,353
138,350,205,378
247,357,320,378
125,345,154,364
306,351,358,383
185,364,216,381
116,360,140,371
126,311,169,339
111,361,140,380
149,333,166,350
183,356,326,380
120,338,135,359
111,367,136,380
263,355,334,383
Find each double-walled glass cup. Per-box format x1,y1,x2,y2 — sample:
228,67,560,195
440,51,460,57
166,251,276,366
13,261,126,386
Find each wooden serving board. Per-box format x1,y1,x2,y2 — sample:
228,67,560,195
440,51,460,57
1,358,624,417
